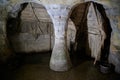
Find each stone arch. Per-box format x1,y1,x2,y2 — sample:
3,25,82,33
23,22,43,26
7,2,54,52
70,1,112,65
8,0,45,18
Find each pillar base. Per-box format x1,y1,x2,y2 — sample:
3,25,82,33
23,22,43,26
50,39,72,71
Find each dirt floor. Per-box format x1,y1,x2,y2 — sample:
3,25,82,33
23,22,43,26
0,52,120,80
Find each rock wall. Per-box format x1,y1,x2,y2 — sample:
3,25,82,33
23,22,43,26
0,7,13,62
103,2,120,74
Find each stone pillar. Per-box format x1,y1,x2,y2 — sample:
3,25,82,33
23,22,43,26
45,5,72,71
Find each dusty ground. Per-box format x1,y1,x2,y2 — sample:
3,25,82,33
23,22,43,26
0,52,120,80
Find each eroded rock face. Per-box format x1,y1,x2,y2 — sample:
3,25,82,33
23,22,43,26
0,4,13,62
0,21,12,62
102,1,120,74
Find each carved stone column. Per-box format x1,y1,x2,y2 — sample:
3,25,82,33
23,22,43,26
45,5,72,71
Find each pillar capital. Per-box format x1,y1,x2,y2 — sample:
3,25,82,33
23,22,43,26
45,4,71,22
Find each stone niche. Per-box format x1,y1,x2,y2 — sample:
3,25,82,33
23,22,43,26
7,3,76,53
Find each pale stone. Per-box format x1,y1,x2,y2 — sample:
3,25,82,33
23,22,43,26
87,2,106,61
45,5,72,71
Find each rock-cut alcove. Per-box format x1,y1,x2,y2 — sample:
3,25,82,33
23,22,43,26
6,3,53,53
6,2,76,54
70,2,112,65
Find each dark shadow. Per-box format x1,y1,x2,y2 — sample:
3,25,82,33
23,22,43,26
0,53,26,80
6,3,28,53
0,51,51,80
7,3,28,34
70,2,92,66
